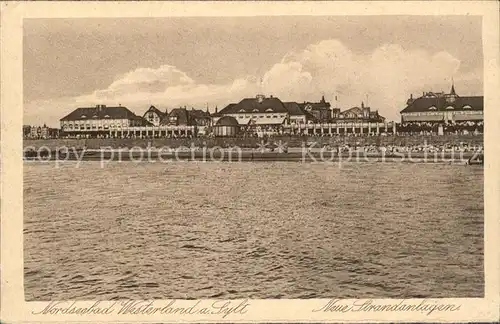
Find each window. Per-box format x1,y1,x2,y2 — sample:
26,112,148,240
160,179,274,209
81,115,86,118
93,115,98,118
445,106,454,110
104,115,110,118
428,106,437,110
463,105,472,109
239,109,246,113
265,108,274,112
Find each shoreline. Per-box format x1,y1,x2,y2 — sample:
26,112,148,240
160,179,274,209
23,134,484,151
23,150,482,164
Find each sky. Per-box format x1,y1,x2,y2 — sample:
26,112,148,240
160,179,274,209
24,16,483,126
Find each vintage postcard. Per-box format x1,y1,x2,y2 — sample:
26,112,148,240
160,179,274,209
1,1,499,323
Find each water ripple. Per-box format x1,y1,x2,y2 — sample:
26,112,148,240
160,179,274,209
24,162,484,300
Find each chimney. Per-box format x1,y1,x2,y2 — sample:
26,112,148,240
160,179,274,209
256,94,265,103
215,106,218,113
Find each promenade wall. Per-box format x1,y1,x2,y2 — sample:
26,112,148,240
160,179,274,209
23,135,483,150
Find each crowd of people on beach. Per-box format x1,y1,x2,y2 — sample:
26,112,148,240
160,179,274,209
395,121,483,136
328,143,484,154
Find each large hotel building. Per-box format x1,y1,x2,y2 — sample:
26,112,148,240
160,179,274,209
400,84,483,123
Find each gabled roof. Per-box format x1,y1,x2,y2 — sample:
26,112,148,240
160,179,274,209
162,108,191,125
340,107,364,115
189,109,211,118
144,105,167,118
60,105,141,121
298,101,331,110
219,97,288,114
213,105,232,117
400,96,483,113
284,102,317,121
283,102,304,116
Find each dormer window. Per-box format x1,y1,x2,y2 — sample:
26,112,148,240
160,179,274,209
93,115,98,118
239,109,246,113
252,109,259,112
446,96,456,104
428,106,437,110
104,115,110,118
265,108,274,112
463,105,472,109
445,106,454,110
81,115,87,118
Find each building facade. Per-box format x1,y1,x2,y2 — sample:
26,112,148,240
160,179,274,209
143,105,167,126
284,102,311,125
332,102,385,123
215,95,291,135
60,104,149,136
298,96,331,122
188,108,212,127
400,85,483,123
24,124,59,139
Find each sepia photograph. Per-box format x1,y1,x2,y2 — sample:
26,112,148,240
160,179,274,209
22,14,485,301
1,1,499,323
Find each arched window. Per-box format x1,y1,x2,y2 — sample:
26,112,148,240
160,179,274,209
463,105,472,109
445,106,454,110
81,115,87,118
428,106,437,110
239,109,246,113
252,109,259,112
265,108,274,112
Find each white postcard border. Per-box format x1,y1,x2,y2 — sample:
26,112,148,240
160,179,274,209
1,1,499,323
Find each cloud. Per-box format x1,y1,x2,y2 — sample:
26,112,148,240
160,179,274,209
95,65,195,98
262,61,313,99
24,39,482,126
